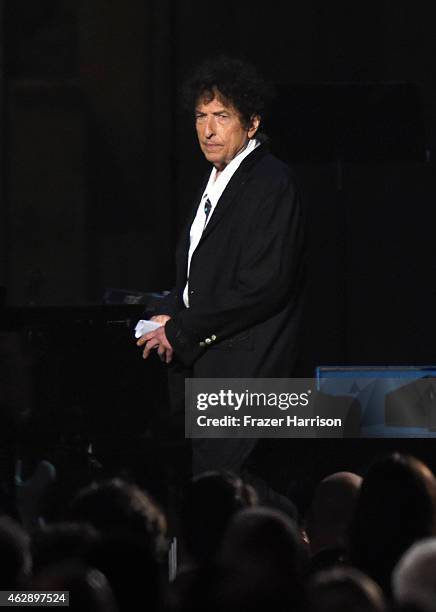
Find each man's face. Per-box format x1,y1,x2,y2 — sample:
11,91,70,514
195,94,260,171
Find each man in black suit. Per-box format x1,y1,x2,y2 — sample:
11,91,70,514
137,57,305,474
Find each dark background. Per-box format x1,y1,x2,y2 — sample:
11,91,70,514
2,1,436,502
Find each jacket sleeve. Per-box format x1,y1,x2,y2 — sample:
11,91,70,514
165,173,305,367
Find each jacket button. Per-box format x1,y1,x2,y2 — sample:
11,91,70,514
199,341,206,347
211,334,217,341
205,338,211,344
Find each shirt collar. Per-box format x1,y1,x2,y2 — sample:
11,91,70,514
203,138,259,208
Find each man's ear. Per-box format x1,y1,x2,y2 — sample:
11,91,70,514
248,114,261,138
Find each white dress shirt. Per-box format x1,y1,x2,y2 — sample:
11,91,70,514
183,138,260,307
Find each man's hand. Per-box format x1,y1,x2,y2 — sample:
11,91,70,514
136,316,173,363
150,315,171,325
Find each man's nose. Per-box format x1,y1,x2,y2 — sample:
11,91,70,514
204,115,216,138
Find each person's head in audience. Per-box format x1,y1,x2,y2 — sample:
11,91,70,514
85,533,161,612
348,453,436,594
32,560,118,612
180,471,257,565
217,506,306,610
305,566,386,612
392,537,436,610
31,522,98,574
306,471,362,568
0,516,31,589
69,478,167,559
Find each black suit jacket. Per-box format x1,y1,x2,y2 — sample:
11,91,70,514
159,142,305,474
163,142,305,379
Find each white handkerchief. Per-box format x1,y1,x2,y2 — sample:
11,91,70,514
134,319,162,338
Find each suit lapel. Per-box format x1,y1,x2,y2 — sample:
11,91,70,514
199,143,269,242
176,143,269,281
